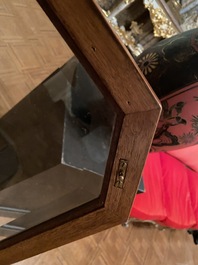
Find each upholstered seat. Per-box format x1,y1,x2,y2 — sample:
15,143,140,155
137,28,198,152
131,28,198,229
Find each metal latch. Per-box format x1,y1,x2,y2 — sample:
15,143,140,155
114,159,128,189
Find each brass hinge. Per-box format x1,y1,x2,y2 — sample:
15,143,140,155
114,159,128,189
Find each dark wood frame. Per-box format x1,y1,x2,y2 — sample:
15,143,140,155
0,0,161,264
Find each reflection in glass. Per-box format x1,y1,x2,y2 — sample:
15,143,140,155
0,57,116,240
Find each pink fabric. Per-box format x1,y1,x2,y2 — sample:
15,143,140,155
160,153,196,229
130,81,198,229
168,145,198,173
131,153,166,221
130,152,198,229
152,83,198,152
187,170,198,228
131,30,198,228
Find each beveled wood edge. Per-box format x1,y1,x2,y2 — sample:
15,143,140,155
0,108,161,264
37,0,161,113
36,0,161,218
0,209,121,264
36,0,123,117
0,108,160,265
0,0,162,263
105,109,161,216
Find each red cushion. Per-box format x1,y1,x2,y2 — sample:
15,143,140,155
131,153,166,221
168,145,198,173
160,153,196,229
131,152,198,229
187,170,198,228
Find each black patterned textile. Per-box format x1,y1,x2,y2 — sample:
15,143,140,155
136,28,198,99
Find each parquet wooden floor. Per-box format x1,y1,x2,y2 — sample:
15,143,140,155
1,1,198,265
14,223,198,265
0,0,72,118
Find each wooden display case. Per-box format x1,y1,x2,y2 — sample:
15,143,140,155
0,1,161,264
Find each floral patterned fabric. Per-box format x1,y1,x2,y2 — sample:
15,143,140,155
152,82,198,151
136,28,198,151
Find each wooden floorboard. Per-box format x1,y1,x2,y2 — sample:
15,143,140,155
0,0,72,118
0,1,198,264
14,223,198,265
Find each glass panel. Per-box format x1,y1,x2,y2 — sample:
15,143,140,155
0,55,116,240
60,58,115,176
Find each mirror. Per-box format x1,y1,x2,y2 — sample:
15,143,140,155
0,55,116,240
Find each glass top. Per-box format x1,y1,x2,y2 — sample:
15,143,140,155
0,57,116,241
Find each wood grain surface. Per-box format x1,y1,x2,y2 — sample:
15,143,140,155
0,0,161,263
0,2,197,265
